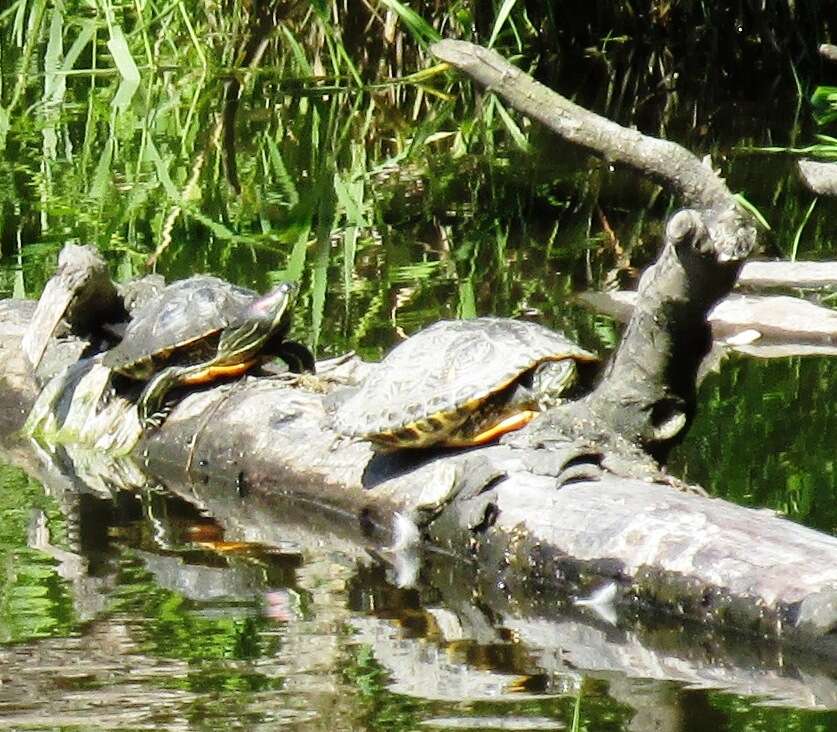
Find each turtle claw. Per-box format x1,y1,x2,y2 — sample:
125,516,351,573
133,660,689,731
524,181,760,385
145,412,165,430
137,405,171,431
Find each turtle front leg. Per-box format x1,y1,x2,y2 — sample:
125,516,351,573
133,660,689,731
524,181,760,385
137,366,182,429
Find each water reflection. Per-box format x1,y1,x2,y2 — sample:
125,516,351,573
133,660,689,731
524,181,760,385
0,440,835,730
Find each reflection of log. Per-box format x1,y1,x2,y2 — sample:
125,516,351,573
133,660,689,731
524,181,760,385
512,616,837,710
118,462,837,710
18,435,836,711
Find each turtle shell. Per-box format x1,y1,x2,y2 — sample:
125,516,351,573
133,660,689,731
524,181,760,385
103,276,257,379
333,317,596,447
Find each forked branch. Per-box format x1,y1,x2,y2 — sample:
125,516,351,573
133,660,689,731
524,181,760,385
431,39,736,213
432,39,757,459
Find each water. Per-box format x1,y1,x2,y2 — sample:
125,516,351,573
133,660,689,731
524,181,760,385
1,3,836,728
1,460,834,730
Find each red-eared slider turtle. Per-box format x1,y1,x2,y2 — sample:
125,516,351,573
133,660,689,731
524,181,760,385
332,317,596,450
103,276,313,428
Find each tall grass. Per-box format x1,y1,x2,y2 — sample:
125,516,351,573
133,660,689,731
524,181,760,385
0,0,833,354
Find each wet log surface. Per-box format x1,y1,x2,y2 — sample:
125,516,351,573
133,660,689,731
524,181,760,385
2,40,837,662
739,260,837,288
583,291,837,346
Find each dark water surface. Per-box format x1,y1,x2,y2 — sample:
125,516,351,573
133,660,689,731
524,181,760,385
1,3,837,729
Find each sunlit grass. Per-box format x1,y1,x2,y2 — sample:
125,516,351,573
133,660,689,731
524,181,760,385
0,0,568,347
0,0,833,338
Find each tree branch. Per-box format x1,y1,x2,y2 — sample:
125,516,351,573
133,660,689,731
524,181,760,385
432,39,757,457
431,39,733,213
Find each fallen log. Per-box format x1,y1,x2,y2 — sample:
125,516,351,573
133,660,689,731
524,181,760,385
582,290,837,355
3,40,836,662
3,313,836,660
738,259,837,289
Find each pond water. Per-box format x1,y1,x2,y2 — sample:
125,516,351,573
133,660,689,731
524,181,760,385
1,2,836,729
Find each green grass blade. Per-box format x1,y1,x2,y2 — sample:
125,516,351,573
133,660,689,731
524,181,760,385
106,23,140,83
12,0,27,46
334,157,365,302
61,19,96,76
734,193,771,231
0,107,9,149
335,176,358,301
810,85,837,109
177,1,207,69
142,137,180,200
280,25,314,76
8,0,47,114
493,97,530,151
488,0,520,48
790,198,817,262
89,137,114,200
44,6,64,103
13,266,26,299
311,191,336,352
265,135,300,207
377,0,440,46
185,208,250,243
0,0,24,27
284,223,311,282
571,688,582,732
330,32,363,87
457,279,476,318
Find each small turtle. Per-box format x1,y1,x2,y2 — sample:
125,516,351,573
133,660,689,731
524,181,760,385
103,276,313,427
332,317,596,450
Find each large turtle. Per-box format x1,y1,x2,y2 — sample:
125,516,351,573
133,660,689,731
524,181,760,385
332,317,596,450
103,276,313,428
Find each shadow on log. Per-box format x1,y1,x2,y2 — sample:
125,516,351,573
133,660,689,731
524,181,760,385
2,41,836,666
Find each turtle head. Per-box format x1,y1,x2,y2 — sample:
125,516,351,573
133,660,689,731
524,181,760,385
531,358,578,410
250,281,297,333
217,282,297,360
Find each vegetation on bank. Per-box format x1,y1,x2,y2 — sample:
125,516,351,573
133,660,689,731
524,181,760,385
0,1,834,347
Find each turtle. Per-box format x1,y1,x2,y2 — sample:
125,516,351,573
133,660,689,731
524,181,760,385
332,317,596,450
103,275,314,428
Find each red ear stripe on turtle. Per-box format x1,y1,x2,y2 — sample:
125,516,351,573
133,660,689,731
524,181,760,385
249,282,295,318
